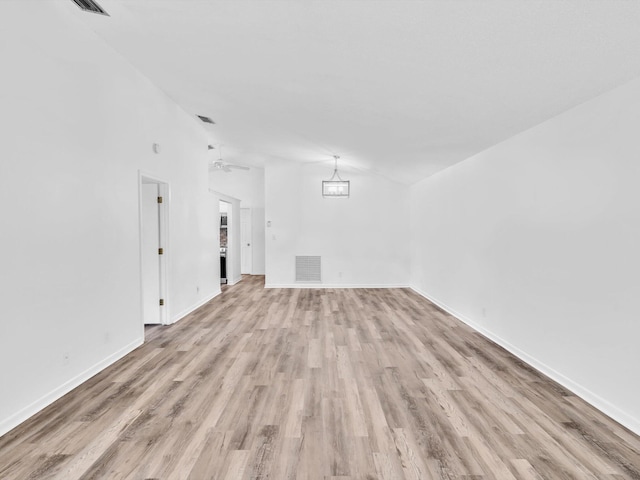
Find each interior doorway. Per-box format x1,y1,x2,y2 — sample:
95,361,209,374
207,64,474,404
220,200,230,285
211,191,241,286
140,174,169,327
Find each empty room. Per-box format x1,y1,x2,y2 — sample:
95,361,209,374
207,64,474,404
1,1,639,479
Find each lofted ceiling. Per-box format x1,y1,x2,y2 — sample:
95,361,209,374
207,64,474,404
73,0,640,184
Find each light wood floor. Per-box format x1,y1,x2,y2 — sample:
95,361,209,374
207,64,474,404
1,276,639,479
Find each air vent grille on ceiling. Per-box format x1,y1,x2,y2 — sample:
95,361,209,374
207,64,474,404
197,115,216,125
70,0,109,15
295,256,322,283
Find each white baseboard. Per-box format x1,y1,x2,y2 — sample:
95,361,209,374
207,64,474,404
170,290,221,324
0,289,224,438
227,276,243,286
0,338,143,438
410,285,640,436
264,283,410,289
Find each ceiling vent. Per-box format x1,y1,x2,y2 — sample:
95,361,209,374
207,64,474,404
70,0,109,16
197,115,216,125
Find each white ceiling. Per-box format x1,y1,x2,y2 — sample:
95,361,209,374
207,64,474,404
75,0,640,184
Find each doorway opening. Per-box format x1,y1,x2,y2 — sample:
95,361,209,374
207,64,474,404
139,174,169,332
220,200,230,285
211,191,241,288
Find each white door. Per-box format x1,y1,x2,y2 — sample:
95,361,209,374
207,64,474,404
241,208,252,274
141,183,161,324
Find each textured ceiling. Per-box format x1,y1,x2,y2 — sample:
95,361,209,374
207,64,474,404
73,0,640,184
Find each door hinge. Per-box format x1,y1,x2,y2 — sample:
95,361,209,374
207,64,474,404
159,299,165,306
157,196,163,204
158,247,164,255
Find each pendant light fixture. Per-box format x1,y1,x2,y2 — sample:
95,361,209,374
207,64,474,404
322,155,350,198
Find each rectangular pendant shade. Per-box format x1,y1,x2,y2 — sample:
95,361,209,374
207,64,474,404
322,180,350,198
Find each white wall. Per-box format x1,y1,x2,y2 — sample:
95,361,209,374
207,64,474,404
209,167,266,274
265,159,410,287
410,77,640,434
0,2,219,436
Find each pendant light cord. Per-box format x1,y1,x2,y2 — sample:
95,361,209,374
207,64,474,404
330,155,342,181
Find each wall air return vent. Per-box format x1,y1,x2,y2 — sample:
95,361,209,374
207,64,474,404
197,115,216,125
70,0,109,16
295,256,322,283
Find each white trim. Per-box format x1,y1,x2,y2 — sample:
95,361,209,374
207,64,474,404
227,276,243,286
0,338,142,438
264,283,410,289
410,285,640,436
169,290,221,324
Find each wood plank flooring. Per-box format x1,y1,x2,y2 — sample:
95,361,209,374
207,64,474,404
1,275,640,479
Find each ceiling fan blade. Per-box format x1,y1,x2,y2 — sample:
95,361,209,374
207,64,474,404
210,159,250,172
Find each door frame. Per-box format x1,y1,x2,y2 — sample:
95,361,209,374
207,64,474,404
220,199,230,284
138,171,170,330
210,190,241,285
